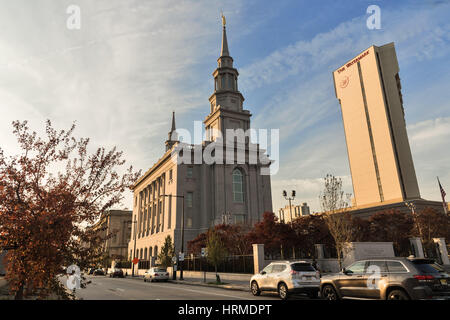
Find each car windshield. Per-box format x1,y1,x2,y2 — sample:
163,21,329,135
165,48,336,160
412,260,445,273
291,263,315,272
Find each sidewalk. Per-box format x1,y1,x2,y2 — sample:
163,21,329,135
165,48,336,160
125,274,250,292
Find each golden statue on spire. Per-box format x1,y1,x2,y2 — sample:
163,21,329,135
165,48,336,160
221,13,226,26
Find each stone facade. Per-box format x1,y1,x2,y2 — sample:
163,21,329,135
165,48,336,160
89,210,132,260
128,21,273,262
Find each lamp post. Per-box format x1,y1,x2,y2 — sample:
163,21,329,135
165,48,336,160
162,194,185,280
130,218,137,277
283,190,296,259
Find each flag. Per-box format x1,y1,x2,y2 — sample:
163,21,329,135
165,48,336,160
437,177,448,214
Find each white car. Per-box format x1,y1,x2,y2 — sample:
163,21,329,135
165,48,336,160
250,261,321,299
143,267,170,282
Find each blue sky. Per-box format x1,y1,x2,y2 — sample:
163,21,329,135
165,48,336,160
0,0,449,212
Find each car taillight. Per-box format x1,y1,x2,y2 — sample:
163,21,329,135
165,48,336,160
414,275,434,281
290,270,298,275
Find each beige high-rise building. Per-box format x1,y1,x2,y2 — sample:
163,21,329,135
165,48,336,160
333,43,420,208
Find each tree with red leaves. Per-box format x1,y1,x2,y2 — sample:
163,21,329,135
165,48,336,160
0,120,140,299
368,209,414,256
291,214,335,258
246,212,297,259
416,207,450,257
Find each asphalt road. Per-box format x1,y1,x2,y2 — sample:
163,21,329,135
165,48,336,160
75,275,282,300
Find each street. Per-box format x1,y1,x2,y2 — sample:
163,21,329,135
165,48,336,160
75,275,281,300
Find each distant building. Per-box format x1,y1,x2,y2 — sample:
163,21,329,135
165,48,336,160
277,203,310,223
333,43,420,208
88,210,132,260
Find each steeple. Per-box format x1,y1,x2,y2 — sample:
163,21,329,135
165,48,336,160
165,111,178,151
204,16,251,142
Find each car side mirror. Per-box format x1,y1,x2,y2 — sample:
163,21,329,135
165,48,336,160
260,271,266,275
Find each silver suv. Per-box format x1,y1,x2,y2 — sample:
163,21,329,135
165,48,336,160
250,261,320,299
320,257,450,300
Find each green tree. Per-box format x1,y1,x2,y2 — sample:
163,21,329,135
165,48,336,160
206,230,227,284
158,235,175,269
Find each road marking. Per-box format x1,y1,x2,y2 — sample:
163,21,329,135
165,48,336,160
147,283,254,300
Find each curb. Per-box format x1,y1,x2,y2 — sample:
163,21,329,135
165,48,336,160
168,280,249,292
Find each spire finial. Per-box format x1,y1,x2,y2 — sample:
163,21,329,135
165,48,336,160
220,14,229,57
221,13,226,27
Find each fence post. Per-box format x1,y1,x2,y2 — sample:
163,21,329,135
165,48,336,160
252,244,265,274
433,238,450,265
409,237,425,258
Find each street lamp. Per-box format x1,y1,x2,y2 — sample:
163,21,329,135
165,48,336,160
130,218,138,277
162,193,185,280
283,190,296,259
283,190,296,223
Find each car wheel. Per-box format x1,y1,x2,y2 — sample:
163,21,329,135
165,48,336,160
322,285,339,300
251,281,261,296
144,278,146,282
387,289,409,300
278,283,289,300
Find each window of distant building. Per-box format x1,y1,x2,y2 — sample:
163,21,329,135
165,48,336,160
232,168,244,203
169,169,173,181
187,166,193,178
186,192,193,208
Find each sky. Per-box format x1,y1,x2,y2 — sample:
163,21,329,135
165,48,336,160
0,0,449,213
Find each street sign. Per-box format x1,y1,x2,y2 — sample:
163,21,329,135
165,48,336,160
179,252,185,261
132,258,139,265
172,256,177,264
173,265,177,271
201,247,208,257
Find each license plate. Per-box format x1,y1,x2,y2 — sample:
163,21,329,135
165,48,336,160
440,279,447,285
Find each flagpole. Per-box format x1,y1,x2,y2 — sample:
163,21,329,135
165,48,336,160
437,176,448,215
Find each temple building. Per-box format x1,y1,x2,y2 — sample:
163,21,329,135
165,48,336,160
127,18,273,262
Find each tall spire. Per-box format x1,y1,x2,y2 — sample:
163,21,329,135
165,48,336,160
165,111,178,151
220,14,230,57
170,111,176,133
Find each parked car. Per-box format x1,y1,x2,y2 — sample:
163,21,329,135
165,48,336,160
93,269,105,276
109,268,124,278
250,261,321,300
144,267,170,282
320,257,450,300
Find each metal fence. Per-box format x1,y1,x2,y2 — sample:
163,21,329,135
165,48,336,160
182,255,254,274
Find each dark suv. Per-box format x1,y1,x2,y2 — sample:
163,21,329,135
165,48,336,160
320,257,450,300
